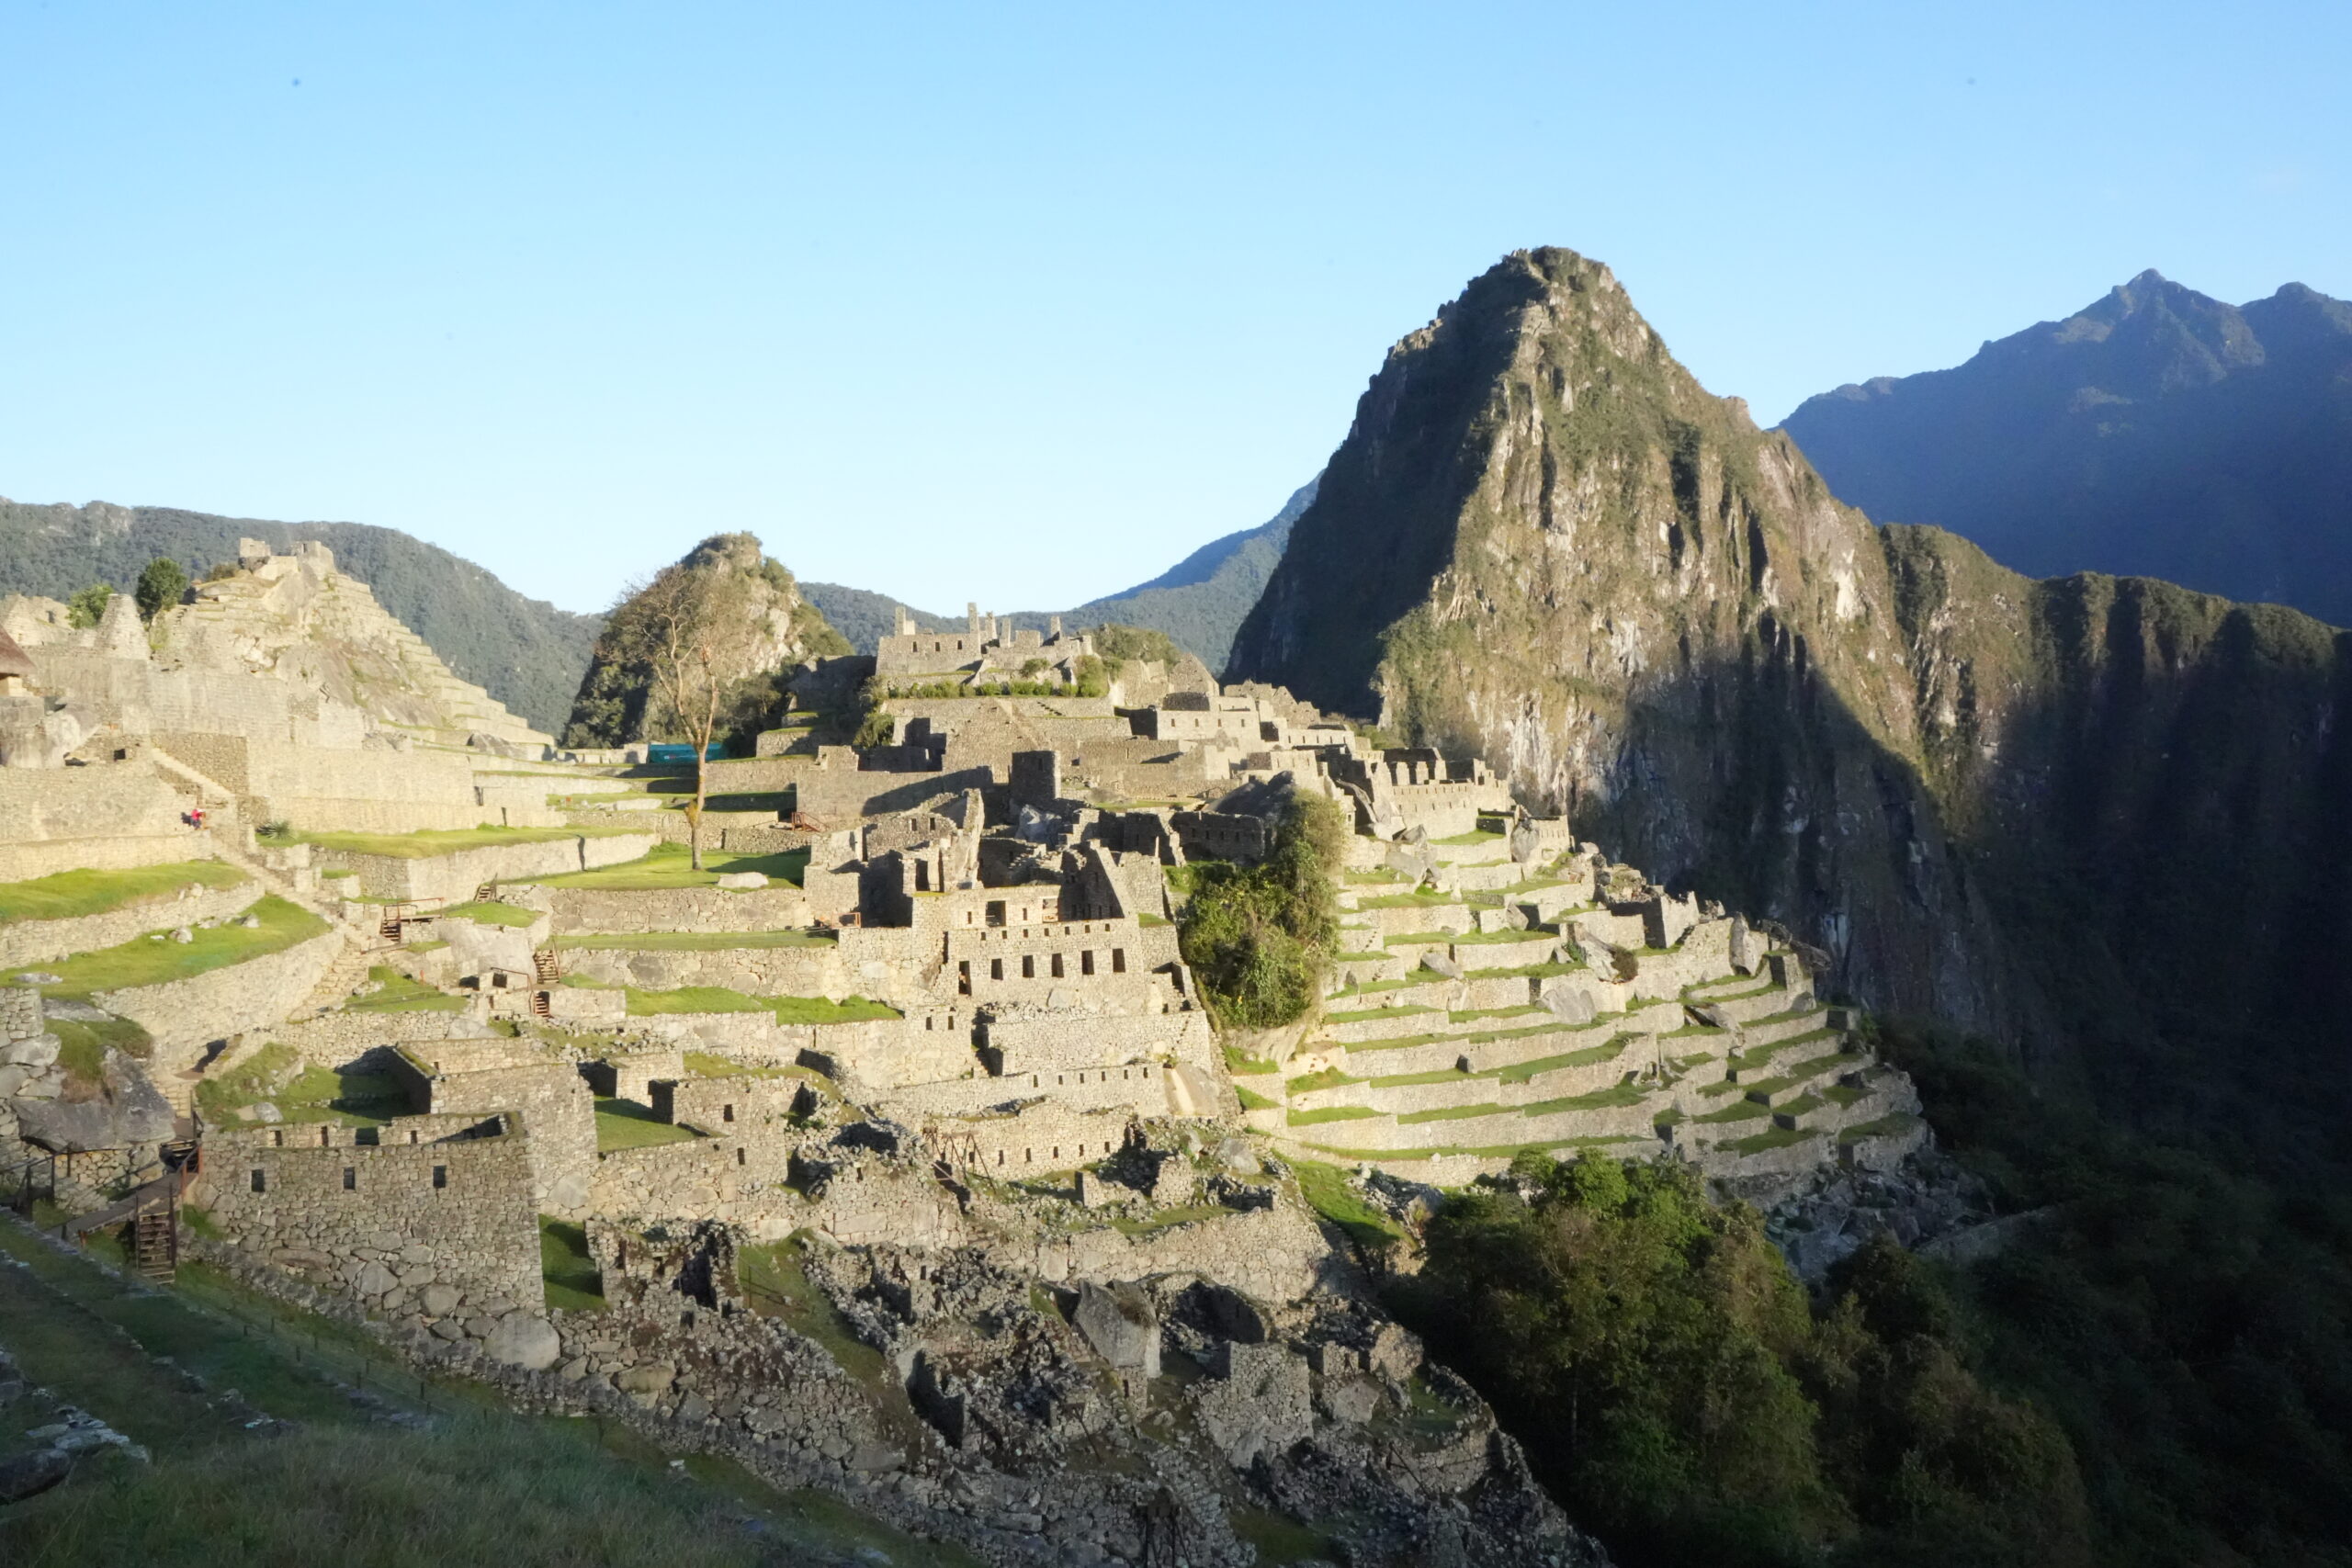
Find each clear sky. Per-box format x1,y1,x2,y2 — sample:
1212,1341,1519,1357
4,1,2344,617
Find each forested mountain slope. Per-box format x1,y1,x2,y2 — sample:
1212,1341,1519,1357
1781,271,2352,627
0,496,601,733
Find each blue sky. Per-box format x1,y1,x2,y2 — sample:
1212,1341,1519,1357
4,1,2343,616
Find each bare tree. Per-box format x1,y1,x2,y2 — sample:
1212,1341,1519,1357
631,563,754,870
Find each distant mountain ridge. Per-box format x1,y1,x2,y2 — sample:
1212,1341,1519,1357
1781,270,2352,626
802,477,1317,672
0,496,603,733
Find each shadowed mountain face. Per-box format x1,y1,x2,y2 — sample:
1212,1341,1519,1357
0,497,602,733
1228,247,2352,1120
802,478,1316,673
1781,272,2352,627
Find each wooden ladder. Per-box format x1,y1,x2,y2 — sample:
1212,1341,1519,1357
533,949,562,984
530,990,552,1019
472,883,497,904
130,1201,177,1282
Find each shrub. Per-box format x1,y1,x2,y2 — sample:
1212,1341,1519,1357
66,581,113,628
1177,795,1343,1029
135,557,190,622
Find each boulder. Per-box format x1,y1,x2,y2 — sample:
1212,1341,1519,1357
2,1033,60,1068
424,1283,464,1316
1539,983,1596,1024
351,1261,400,1299
714,871,768,890
1072,1280,1160,1377
615,1361,677,1397
0,1448,71,1504
1195,1342,1314,1467
15,1051,173,1151
484,1314,563,1371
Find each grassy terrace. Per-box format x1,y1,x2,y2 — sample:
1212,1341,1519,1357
195,1043,406,1127
1727,1027,1844,1072
1385,926,1559,947
33,896,326,1000
435,900,540,926
1294,1133,1648,1163
0,860,246,924
1326,1003,1438,1025
516,842,809,890
1287,1105,1381,1125
1292,1159,1406,1251
292,825,645,857
344,964,468,1014
1354,891,1457,910
594,1097,700,1151
553,928,834,952
560,978,896,1025
1838,1111,1920,1144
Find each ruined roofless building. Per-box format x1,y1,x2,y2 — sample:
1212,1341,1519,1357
873,602,1095,681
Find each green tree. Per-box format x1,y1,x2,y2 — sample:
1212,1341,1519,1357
134,557,190,622
65,581,113,628
1176,794,1342,1028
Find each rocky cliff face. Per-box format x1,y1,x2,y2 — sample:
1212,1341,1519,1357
564,533,850,747
1230,248,2352,1103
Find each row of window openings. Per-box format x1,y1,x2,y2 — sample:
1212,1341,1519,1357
958,949,1124,987
252,1166,448,1192
1030,1067,1150,1086
998,1143,1096,1165
267,1126,436,1146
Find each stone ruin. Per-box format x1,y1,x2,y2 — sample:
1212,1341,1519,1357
0,563,1957,1565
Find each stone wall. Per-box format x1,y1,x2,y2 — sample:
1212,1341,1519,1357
392,1044,598,1216
318,831,659,904
890,1063,1182,1122
518,883,815,935
0,872,256,969
556,942,841,998
0,763,196,881
95,925,345,1077
978,1008,1216,1077
198,1114,543,1314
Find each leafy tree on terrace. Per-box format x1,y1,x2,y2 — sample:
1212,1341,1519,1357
1176,793,1343,1028
65,581,112,628
135,557,190,622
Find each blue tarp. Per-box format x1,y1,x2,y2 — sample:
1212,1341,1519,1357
646,742,721,763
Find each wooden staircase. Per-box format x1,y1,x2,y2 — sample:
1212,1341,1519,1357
533,948,562,984
130,1201,177,1281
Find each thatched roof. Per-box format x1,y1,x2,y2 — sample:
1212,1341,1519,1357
0,626,33,680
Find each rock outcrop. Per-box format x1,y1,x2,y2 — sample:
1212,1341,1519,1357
563,533,850,748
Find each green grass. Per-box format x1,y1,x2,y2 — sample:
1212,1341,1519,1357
344,964,467,1014
48,1015,154,1091
1726,1125,1817,1155
1463,959,1585,980
1106,1203,1233,1236
1355,891,1457,909
1235,1084,1277,1111
1430,828,1506,846
1223,1043,1279,1076
539,1216,605,1311
594,1097,701,1151
1519,1082,1648,1115
623,985,769,1015
1286,1067,1359,1094
33,896,327,999
1367,1066,1472,1087
1326,1003,1437,1025
1694,1098,1773,1124
195,1042,406,1127
1291,1158,1406,1252
1297,1133,1649,1163
1838,1111,1921,1145
731,1235,890,1382
297,824,642,857
1397,1101,1510,1125
770,995,899,1024
553,927,834,952
517,841,809,890
1494,1038,1629,1082
0,1215,968,1565
1229,1507,1340,1563
1286,1105,1381,1126
0,860,246,925
435,900,540,927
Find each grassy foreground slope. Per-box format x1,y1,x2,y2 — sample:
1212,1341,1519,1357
0,1215,973,1566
